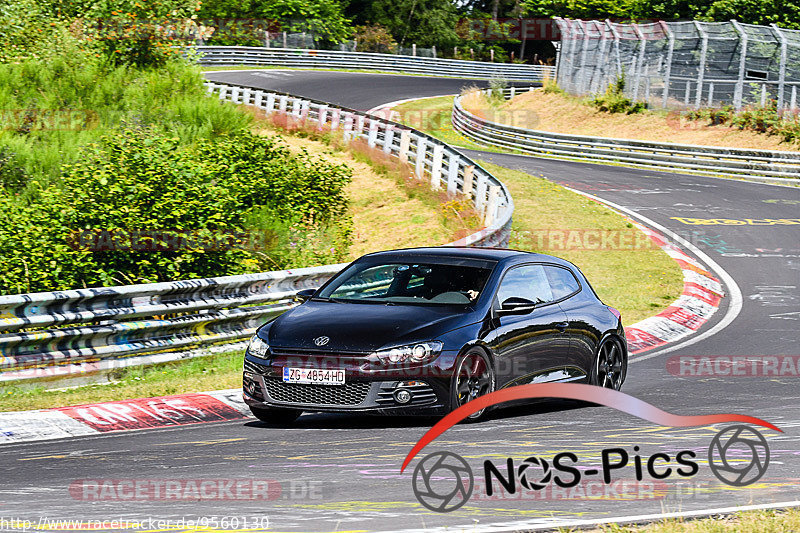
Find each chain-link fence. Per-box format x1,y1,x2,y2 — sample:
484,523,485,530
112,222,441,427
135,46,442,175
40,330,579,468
554,18,800,110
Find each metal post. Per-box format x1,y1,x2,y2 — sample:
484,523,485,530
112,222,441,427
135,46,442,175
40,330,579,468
412,44,416,56
771,24,789,111
607,20,622,80
731,20,748,110
591,21,609,93
578,20,591,94
693,21,708,109
659,21,675,108
631,23,647,101
283,31,287,48
792,86,798,110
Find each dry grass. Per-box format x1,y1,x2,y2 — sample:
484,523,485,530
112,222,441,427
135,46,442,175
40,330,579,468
251,112,466,257
463,89,800,151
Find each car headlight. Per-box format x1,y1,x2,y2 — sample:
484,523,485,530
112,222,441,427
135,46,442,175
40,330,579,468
248,334,270,358
375,341,443,365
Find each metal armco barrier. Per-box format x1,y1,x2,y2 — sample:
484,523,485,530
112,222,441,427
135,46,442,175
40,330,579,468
453,87,800,181
194,46,555,82
0,81,515,381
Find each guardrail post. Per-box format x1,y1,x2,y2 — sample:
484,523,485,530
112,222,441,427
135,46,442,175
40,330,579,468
367,119,378,147
383,123,395,153
447,155,460,194
230,86,241,103
291,99,302,118
431,145,444,190
318,105,329,125
771,24,789,111
266,93,275,113
206,83,216,95
343,113,354,140
355,115,365,138
399,130,411,164
659,21,675,108
462,165,474,198
731,20,748,110
279,95,288,113
242,88,252,105
254,91,264,109
476,174,488,214
693,21,708,109
331,108,341,130
485,185,501,225
218,85,227,101
415,137,427,178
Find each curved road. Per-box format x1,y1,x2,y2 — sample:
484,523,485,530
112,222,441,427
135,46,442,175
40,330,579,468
3,70,800,532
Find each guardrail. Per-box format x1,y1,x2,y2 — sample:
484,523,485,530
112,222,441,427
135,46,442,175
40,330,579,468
194,46,555,82
0,81,515,383
452,87,800,182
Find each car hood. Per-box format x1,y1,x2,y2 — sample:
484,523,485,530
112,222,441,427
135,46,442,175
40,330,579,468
266,300,472,352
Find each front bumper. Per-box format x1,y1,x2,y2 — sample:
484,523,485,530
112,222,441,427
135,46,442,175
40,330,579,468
242,355,451,416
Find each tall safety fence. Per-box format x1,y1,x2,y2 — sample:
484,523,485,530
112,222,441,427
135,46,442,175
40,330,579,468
555,18,800,110
0,81,514,383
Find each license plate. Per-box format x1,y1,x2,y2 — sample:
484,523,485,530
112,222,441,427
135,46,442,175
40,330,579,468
282,367,346,386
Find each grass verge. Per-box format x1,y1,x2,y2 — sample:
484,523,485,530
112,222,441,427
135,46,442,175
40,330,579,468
589,508,800,532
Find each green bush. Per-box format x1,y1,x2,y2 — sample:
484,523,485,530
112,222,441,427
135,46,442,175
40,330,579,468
684,101,800,145
0,129,352,294
591,74,647,114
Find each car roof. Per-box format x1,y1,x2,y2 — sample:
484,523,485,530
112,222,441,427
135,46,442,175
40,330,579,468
361,247,574,267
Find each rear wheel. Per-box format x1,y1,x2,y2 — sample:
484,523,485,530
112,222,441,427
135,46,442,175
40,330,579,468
250,406,302,425
590,337,626,390
451,349,495,421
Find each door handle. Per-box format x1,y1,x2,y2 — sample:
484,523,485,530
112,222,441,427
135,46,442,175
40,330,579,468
556,322,569,332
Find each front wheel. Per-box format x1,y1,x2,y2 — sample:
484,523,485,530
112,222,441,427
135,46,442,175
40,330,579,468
250,406,302,425
451,349,495,421
590,337,626,390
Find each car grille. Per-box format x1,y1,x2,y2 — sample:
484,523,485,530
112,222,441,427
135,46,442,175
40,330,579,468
244,358,269,375
262,377,371,406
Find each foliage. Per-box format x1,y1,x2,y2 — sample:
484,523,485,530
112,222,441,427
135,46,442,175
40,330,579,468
542,75,564,94
361,0,461,48
0,56,251,188
353,23,397,53
488,78,509,106
198,0,352,44
684,101,800,144
0,129,352,294
590,74,647,114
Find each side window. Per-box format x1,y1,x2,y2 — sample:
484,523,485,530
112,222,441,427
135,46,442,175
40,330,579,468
544,266,581,300
496,265,554,305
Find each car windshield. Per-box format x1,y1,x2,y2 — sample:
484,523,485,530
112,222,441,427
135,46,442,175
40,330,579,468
317,259,494,306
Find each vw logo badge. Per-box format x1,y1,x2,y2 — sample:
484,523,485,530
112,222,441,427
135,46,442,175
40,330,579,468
314,336,330,347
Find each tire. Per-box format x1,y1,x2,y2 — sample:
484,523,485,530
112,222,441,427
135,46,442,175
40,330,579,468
589,336,626,390
451,348,495,421
249,406,302,425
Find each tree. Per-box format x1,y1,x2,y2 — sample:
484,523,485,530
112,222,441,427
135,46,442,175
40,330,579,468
366,0,461,47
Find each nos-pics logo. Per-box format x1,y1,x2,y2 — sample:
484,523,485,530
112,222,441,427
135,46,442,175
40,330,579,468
412,425,770,513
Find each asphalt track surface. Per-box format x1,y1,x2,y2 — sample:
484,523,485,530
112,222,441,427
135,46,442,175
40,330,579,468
3,70,800,532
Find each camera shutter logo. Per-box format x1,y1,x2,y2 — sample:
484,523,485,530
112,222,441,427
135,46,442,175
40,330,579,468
517,456,552,490
314,336,330,347
412,451,474,512
708,425,770,486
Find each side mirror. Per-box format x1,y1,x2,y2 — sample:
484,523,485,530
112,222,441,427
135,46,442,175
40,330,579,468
496,297,537,316
294,288,317,302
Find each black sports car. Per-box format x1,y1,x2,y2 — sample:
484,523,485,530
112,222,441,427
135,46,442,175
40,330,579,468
242,247,626,423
